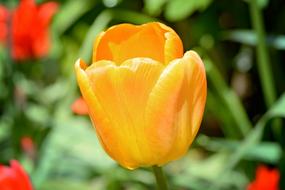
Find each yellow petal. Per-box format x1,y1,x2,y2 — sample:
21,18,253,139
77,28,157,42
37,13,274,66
158,22,184,64
183,51,207,136
163,50,207,163
75,59,118,161
143,51,206,165
92,31,105,63
92,22,183,65
92,24,140,63
76,58,165,169
145,58,185,164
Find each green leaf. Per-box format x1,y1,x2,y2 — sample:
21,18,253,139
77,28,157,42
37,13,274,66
197,135,282,164
165,0,212,21
38,80,69,105
223,30,285,50
244,0,269,9
25,104,50,126
210,94,285,188
31,114,115,188
0,121,9,140
53,1,97,35
111,9,157,24
225,94,285,170
171,151,248,189
257,0,269,8
203,57,252,138
144,0,167,16
206,90,241,139
246,142,281,163
40,180,93,190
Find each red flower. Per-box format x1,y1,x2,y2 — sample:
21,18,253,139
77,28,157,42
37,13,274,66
247,165,280,190
0,160,33,190
0,5,8,44
71,97,89,115
21,136,36,160
11,0,58,60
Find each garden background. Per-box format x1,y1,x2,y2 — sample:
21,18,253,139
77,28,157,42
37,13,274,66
0,0,285,189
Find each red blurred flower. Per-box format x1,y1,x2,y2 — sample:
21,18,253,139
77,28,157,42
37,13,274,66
21,136,36,160
11,0,58,60
71,97,89,115
0,5,8,43
247,165,280,190
0,160,33,190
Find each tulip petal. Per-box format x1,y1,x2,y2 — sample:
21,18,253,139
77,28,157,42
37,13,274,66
145,51,206,165
158,22,184,64
12,0,37,60
0,5,8,43
0,165,14,188
11,0,57,60
0,160,33,190
11,160,33,190
183,51,207,136
32,2,58,58
93,22,183,64
76,58,165,169
93,24,140,63
145,58,185,163
75,59,117,162
164,51,207,162
37,2,58,27
13,0,37,31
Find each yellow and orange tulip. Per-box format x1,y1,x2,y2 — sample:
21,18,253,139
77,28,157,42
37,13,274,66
75,22,207,169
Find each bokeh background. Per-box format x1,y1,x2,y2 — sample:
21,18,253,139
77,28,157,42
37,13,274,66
0,0,285,189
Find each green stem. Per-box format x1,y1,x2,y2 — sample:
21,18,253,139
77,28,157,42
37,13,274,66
249,0,276,107
152,166,168,190
249,0,280,138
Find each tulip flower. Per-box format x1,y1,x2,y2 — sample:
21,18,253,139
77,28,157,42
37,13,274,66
71,97,89,115
21,136,36,160
247,165,279,190
0,5,8,44
0,160,33,190
75,22,207,170
10,0,58,60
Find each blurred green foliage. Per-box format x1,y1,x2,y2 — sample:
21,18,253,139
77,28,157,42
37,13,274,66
0,0,285,189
